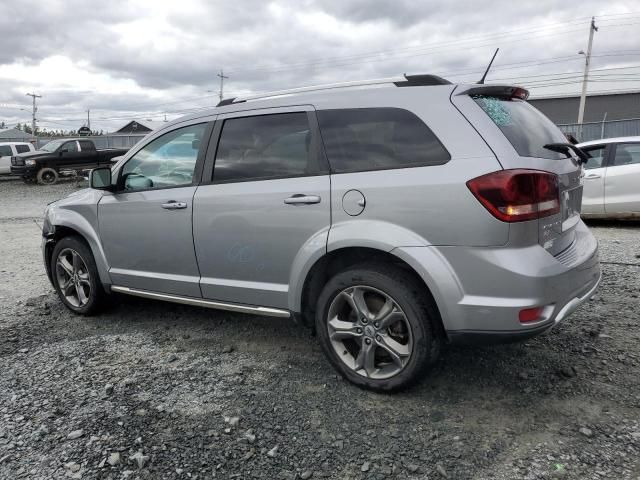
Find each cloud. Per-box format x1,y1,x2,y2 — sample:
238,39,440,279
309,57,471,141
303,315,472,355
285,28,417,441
0,0,639,131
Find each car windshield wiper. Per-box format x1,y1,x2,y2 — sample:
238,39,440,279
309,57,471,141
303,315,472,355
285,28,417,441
543,143,589,164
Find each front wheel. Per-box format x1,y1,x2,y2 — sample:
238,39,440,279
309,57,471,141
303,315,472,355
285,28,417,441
37,167,58,185
315,264,442,392
51,236,106,315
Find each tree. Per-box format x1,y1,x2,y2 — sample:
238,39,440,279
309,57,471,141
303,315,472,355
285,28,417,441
0,121,5,129
16,123,22,131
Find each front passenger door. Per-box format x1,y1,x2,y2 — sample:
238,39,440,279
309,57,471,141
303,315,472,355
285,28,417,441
98,122,212,297
605,143,640,215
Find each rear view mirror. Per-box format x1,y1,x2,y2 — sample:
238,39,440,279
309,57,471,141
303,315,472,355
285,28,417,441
90,167,112,190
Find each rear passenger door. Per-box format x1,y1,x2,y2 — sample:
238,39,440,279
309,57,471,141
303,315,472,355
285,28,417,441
605,142,640,215
193,107,330,309
580,144,607,215
0,144,13,174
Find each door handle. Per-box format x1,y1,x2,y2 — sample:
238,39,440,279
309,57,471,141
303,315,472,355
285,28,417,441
284,194,321,205
161,201,188,210
585,174,601,179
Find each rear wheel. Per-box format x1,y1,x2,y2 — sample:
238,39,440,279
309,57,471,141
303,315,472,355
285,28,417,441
51,236,106,315
315,264,441,392
37,167,58,185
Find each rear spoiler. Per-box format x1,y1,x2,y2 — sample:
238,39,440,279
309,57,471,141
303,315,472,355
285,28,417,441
454,85,529,100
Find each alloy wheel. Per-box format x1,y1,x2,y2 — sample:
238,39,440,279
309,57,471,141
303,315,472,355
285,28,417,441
55,248,92,308
327,285,413,379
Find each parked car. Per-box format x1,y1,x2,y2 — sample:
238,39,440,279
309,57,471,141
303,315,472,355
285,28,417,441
10,138,128,184
0,141,35,175
40,75,601,391
577,136,640,219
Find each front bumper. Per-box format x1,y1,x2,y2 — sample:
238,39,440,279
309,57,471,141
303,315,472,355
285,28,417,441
10,165,35,177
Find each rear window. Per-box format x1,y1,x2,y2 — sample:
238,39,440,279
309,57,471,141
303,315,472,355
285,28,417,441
473,96,567,160
317,107,450,173
15,145,31,154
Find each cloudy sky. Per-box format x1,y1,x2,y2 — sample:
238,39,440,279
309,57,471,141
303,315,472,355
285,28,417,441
1,0,639,133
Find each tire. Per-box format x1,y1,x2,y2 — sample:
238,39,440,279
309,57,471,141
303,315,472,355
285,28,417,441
315,263,442,392
51,236,106,315
37,167,58,185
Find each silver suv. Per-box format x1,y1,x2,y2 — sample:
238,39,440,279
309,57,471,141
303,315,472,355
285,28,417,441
41,75,601,391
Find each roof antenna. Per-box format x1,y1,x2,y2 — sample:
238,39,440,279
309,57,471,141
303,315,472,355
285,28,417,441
478,48,499,84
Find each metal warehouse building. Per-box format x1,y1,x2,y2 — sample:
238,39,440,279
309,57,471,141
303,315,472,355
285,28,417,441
529,90,640,141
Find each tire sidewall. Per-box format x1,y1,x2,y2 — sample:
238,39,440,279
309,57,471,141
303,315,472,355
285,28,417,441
315,267,434,392
51,237,102,315
37,168,58,185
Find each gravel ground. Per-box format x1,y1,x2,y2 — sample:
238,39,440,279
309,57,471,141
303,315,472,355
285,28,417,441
0,178,639,480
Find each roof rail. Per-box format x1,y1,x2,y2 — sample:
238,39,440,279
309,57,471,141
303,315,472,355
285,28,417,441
218,74,452,106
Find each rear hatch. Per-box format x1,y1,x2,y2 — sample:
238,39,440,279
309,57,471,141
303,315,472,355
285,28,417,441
450,84,583,256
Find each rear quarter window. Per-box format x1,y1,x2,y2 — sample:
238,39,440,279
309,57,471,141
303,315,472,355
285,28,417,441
0,145,12,156
317,107,450,173
15,145,31,153
473,96,567,160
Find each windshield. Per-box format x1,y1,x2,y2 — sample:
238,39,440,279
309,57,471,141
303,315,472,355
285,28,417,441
40,139,66,153
473,96,567,160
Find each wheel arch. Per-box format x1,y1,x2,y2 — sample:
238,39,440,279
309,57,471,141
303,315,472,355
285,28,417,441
45,217,111,288
296,246,449,339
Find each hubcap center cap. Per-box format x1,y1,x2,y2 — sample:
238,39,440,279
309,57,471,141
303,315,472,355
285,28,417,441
364,325,375,337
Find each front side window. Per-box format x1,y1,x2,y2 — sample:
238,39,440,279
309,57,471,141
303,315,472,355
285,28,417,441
15,145,31,153
473,96,567,160
316,107,450,173
213,112,316,182
582,145,606,170
120,123,206,191
0,145,12,156
64,141,79,153
612,143,640,167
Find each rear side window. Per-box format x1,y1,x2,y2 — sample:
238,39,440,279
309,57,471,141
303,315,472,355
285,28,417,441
79,140,95,151
0,145,12,156
316,108,450,173
612,143,640,166
213,112,318,182
473,96,567,160
582,145,606,170
15,145,31,154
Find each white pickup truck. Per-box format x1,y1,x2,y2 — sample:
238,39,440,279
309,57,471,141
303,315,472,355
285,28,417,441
0,142,36,175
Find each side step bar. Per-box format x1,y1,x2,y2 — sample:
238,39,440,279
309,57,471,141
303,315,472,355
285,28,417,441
110,285,291,318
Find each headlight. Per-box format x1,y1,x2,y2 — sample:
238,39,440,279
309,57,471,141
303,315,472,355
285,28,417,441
25,159,36,166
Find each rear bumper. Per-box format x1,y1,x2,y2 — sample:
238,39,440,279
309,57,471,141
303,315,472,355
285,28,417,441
395,220,601,344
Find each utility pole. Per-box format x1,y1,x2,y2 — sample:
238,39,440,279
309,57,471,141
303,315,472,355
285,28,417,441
87,109,91,131
25,92,42,141
217,69,229,102
577,17,598,135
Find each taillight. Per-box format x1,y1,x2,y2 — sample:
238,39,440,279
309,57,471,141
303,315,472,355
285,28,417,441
519,307,544,323
466,169,560,222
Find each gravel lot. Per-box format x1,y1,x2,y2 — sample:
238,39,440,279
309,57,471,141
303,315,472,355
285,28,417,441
0,177,639,480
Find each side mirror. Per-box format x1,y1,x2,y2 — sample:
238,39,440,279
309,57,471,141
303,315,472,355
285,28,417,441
90,167,112,190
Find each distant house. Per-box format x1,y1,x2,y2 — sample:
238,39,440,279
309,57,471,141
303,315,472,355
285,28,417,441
112,119,164,134
0,128,32,141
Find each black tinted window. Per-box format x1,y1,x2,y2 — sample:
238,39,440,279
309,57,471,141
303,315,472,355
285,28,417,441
316,108,450,173
15,145,30,154
582,145,606,170
613,143,640,166
213,113,316,182
79,140,95,151
474,96,567,160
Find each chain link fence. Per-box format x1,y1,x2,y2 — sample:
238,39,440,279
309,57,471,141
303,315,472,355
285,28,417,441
557,118,640,143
